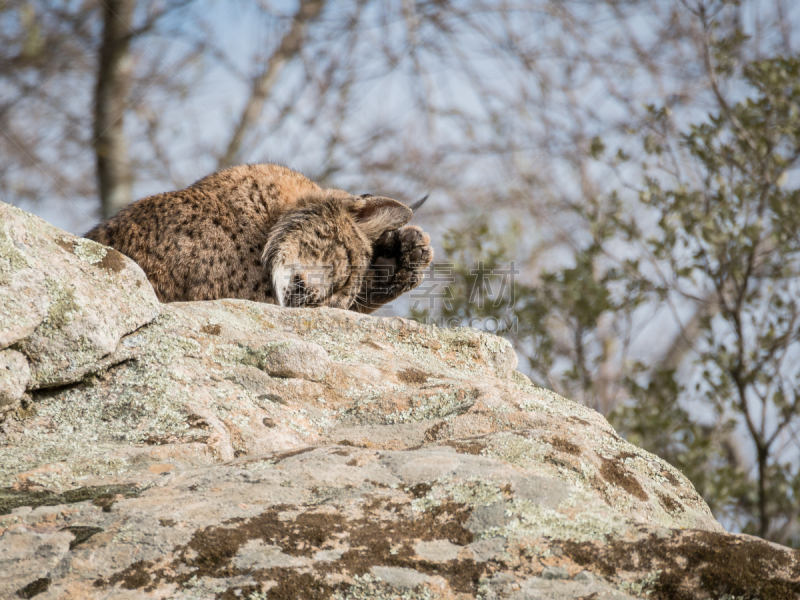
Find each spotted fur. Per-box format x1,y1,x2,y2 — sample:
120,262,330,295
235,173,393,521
85,164,433,312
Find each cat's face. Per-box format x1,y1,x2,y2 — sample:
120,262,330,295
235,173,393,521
263,195,412,310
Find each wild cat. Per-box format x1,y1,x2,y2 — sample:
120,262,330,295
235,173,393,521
85,164,433,313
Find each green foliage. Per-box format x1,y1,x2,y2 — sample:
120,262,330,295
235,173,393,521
426,52,800,546
638,54,800,543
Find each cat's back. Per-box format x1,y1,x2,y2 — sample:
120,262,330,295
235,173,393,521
189,163,322,212
84,163,324,302
87,164,321,244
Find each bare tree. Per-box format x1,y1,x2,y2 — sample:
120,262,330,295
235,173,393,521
94,0,135,217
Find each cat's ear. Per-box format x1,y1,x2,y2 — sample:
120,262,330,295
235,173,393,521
348,196,412,241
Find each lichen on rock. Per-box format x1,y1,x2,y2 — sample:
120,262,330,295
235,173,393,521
0,202,160,392
1,202,798,600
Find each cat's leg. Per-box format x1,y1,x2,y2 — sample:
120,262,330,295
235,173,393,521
354,225,433,313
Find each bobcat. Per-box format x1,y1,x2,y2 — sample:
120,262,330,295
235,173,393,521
85,164,433,313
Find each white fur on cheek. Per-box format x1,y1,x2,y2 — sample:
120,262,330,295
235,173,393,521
271,261,291,307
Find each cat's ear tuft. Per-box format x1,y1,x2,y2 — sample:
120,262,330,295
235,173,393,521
349,196,412,241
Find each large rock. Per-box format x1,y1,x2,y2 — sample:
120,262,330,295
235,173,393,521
1,203,798,599
0,202,160,397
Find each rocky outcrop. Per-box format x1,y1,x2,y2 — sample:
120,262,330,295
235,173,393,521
0,202,159,403
1,201,798,600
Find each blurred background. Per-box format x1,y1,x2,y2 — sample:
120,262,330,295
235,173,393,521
2,0,800,546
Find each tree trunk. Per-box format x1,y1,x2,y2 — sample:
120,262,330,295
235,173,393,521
94,0,135,218
218,0,327,169
757,444,769,538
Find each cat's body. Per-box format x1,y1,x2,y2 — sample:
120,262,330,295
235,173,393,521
85,164,433,312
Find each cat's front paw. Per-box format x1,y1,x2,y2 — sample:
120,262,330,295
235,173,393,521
355,225,434,313
367,225,433,295
390,225,434,289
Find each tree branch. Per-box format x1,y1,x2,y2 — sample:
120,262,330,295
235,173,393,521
218,0,327,169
